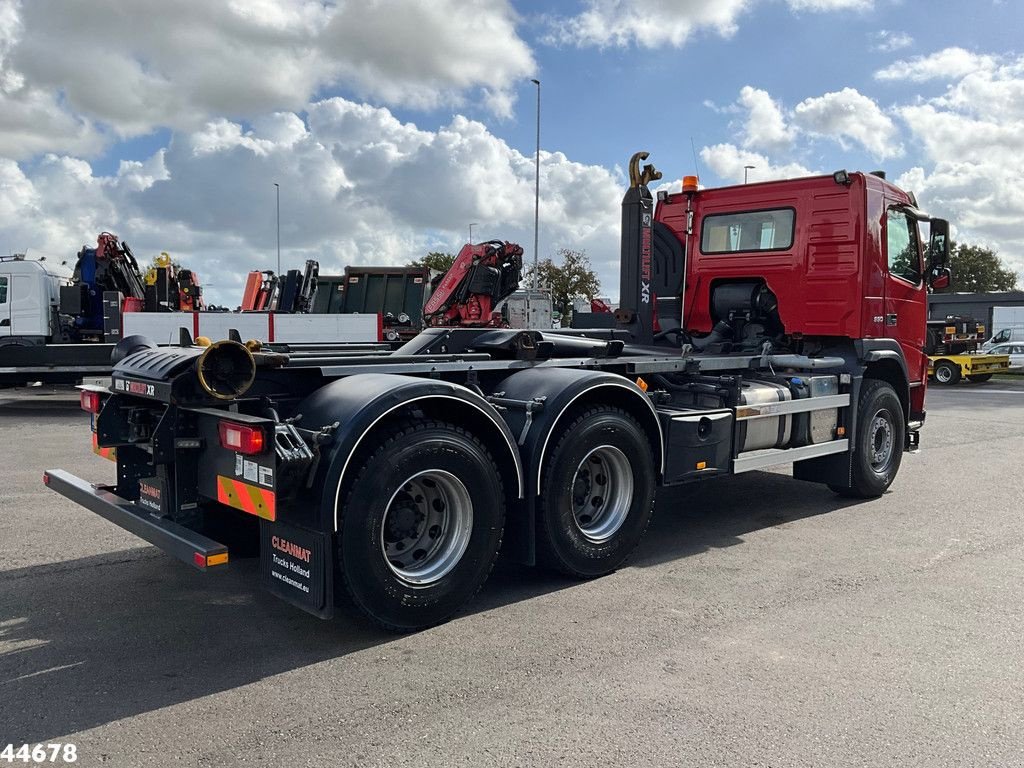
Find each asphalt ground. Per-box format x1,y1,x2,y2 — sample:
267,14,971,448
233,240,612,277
1,379,1022,767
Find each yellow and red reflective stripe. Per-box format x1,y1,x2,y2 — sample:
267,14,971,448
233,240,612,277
91,432,117,462
216,475,276,520
193,551,229,569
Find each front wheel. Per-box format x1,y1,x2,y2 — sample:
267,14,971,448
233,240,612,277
830,379,904,499
933,360,961,385
337,420,505,632
536,407,656,578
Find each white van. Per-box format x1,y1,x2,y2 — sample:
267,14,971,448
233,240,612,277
981,306,1024,351
983,327,1024,349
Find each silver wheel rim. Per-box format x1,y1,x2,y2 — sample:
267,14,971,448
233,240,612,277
571,445,633,544
381,470,473,586
936,365,952,383
869,409,895,473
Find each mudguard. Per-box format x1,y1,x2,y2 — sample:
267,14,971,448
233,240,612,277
495,367,664,495
492,367,663,565
296,373,523,533
856,338,909,385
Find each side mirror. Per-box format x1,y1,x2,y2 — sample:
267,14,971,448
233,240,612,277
927,218,950,270
930,267,951,291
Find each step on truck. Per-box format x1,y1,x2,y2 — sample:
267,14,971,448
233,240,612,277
44,153,950,632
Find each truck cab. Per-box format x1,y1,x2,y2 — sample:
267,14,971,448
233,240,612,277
646,170,947,424
0,256,69,343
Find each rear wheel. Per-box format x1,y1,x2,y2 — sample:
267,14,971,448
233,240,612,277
967,373,993,383
829,379,904,499
337,421,505,632
933,360,961,385
536,407,656,578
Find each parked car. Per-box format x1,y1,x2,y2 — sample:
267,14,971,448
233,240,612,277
987,343,1024,370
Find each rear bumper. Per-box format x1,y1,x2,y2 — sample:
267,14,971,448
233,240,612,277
43,469,228,571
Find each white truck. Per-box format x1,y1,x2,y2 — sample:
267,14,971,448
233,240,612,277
0,254,380,387
981,306,1024,350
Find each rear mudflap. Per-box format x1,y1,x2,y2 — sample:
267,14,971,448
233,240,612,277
260,519,334,619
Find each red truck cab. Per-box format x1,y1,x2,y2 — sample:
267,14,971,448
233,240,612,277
649,170,948,424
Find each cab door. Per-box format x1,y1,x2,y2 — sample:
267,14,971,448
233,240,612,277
882,206,927,384
0,274,10,337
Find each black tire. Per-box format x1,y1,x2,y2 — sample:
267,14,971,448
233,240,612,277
967,373,993,383
337,420,505,632
829,379,904,499
536,407,656,578
933,360,961,385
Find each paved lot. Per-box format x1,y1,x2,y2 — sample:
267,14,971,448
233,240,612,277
1,381,1023,767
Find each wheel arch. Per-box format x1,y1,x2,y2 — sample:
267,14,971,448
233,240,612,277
297,373,524,532
857,339,910,424
863,357,909,423
494,367,664,494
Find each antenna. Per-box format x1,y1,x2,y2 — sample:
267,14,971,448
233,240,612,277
689,136,703,177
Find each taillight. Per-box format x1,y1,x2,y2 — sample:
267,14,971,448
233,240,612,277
218,421,265,455
80,390,102,414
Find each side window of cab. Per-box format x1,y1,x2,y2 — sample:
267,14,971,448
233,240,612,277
0,276,7,304
886,208,922,284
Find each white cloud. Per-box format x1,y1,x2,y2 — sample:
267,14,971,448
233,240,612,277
873,30,913,53
875,47,997,82
793,87,903,160
544,0,748,48
699,144,814,184
0,100,625,305
0,0,535,157
787,0,871,10
738,86,795,153
545,0,870,48
891,52,1024,281
705,85,901,179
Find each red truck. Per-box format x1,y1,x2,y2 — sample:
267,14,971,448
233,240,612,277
44,152,949,631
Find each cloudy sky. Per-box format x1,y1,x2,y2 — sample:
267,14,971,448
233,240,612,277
1,0,1021,304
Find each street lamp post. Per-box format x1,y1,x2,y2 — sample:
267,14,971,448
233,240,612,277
469,222,477,244
273,182,281,274
531,78,540,290
744,165,755,184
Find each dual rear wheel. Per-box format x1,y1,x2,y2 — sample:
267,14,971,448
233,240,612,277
535,407,656,578
338,408,657,631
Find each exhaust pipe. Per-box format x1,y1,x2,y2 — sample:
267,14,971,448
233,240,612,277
196,340,256,400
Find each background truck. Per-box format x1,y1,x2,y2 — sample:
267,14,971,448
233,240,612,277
924,314,1010,384
314,266,432,342
315,259,553,339
0,237,380,387
45,152,948,632
0,235,154,386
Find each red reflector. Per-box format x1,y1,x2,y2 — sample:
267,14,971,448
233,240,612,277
80,390,102,414
218,421,265,455
42,472,50,486
193,552,207,568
